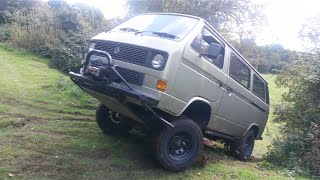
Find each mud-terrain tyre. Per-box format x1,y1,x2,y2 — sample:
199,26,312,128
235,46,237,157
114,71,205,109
230,129,255,161
155,118,203,171
95,104,131,135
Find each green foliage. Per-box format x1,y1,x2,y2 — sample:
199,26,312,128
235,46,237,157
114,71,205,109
234,41,298,73
49,32,86,72
0,0,40,24
267,51,320,176
0,24,11,41
0,0,108,72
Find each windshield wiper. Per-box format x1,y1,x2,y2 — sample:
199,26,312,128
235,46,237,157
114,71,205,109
152,32,180,39
135,31,180,40
119,27,139,32
118,29,180,40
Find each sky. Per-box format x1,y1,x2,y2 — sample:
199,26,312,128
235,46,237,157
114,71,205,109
254,0,320,50
66,0,127,19
66,0,320,50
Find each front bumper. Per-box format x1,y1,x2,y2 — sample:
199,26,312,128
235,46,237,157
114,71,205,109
69,71,174,128
69,72,158,106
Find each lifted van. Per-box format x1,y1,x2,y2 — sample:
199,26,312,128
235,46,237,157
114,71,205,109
69,13,269,171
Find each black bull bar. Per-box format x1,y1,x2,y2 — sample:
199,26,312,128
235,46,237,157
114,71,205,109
69,49,174,128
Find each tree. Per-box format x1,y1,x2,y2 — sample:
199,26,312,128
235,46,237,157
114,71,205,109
300,16,320,52
0,0,39,24
233,39,297,73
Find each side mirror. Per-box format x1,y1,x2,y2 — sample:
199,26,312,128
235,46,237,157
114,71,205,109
207,43,223,59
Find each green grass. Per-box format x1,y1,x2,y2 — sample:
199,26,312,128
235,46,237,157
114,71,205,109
0,45,305,179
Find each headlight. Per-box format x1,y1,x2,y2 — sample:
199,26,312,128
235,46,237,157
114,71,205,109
88,42,96,52
152,54,165,69
89,54,110,65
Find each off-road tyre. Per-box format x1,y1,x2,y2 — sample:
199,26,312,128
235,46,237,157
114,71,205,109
230,129,255,161
95,104,131,135
154,117,203,171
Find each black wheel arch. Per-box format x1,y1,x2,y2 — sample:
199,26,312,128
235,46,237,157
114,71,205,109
181,99,212,129
247,124,260,138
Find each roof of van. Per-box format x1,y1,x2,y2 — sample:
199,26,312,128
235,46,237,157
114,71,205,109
140,13,268,84
141,12,202,20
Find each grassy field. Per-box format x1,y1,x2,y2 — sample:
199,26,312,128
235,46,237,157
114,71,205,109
0,45,304,179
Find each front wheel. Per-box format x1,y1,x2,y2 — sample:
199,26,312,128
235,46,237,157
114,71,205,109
154,118,203,171
230,129,256,161
95,104,131,135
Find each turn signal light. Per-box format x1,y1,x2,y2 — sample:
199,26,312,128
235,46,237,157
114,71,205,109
156,80,167,92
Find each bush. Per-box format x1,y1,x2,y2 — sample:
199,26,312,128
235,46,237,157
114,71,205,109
267,53,320,177
303,122,320,174
0,0,109,72
50,38,83,72
0,24,11,41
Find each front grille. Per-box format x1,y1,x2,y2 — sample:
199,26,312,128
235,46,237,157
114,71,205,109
113,67,144,86
95,41,149,66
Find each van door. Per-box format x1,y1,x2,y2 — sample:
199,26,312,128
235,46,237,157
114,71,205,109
171,27,228,115
210,52,251,137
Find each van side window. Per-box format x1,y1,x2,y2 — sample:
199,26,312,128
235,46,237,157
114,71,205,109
229,53,250,89
253,74,266,101
266,86,270,105
191,28,224,69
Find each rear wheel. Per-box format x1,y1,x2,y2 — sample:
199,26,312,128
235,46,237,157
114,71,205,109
230,129,255,161
95,104,131,135
154,117,203,171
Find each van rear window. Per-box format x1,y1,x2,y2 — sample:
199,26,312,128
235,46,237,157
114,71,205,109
253,75,266,101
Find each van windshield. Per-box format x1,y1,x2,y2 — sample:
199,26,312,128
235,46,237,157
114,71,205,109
112,14,199,40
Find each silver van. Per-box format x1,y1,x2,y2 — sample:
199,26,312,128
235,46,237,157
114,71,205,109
70,13,269,171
